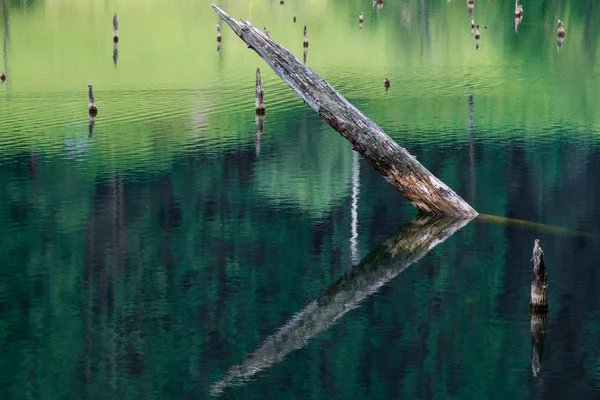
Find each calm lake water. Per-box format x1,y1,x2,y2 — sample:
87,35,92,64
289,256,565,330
1,0,600,398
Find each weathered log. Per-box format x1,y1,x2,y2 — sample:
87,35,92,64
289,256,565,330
209,214,474,395
211,5,476,216
530,239,548,311
530,311,547,377
255,68,265,114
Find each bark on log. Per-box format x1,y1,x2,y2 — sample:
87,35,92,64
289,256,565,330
530,239,548,311
209,214,474,395
211,4,477,217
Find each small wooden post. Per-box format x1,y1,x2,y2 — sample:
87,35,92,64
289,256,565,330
303,25,309,47
255,68,265,114
113,13,119,43
530,239,548,311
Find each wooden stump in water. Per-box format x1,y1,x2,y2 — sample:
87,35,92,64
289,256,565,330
530,239,548,311
529,239,548,375
255,68,265,114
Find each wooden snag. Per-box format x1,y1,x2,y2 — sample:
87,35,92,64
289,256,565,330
211,4,477,216
530,239,548,311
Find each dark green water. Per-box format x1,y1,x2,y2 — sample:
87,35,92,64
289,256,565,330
2,0,600,398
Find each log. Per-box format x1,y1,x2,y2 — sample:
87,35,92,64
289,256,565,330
211,4,477,217
209,214,474,395
530,239,548,311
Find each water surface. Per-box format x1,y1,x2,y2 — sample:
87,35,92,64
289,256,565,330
1,0,600,399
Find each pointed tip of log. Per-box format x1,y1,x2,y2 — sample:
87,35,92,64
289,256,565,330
211,4,242,36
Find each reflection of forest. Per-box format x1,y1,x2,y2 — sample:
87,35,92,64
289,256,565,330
2,128,600,397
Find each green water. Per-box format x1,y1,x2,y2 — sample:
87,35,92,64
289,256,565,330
1,0,600,399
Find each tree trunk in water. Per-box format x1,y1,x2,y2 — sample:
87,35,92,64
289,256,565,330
530,239,548,311
211,4,477,217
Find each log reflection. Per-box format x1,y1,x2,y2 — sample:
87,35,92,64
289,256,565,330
514,16,522,33
210,214,473,395
349,151,361,265
113,42,119,67
255,114,264,156
88,114,96,138
530,311,547,377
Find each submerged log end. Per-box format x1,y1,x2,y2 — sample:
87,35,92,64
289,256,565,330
530,239,548,311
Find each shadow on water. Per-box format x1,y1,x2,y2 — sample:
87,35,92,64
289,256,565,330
209,214,474,396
